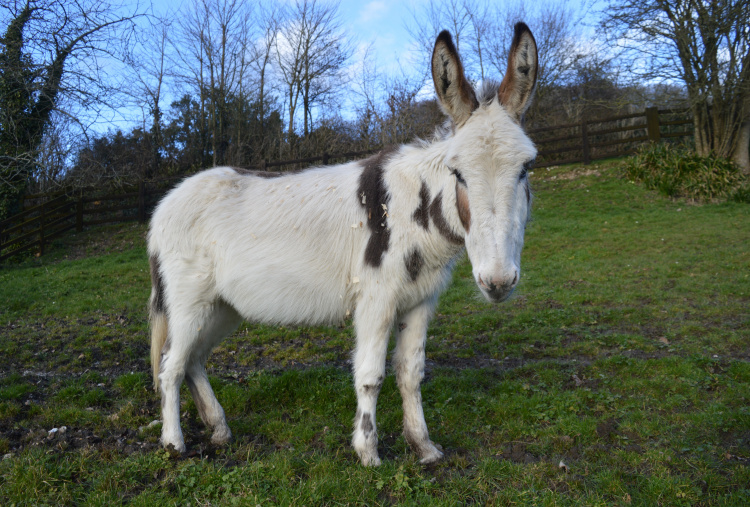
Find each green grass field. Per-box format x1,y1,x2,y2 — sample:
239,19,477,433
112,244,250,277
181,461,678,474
1,160,749,505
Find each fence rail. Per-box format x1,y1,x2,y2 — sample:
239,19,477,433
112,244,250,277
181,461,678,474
1,107,693,262
530,107,692,167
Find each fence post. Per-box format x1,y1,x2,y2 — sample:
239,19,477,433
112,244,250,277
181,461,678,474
260,159,267,172
76,196,84,232
138,180,146,223
581,120,591,165
39,198,46,256
322,152,329,165
646,107,661,142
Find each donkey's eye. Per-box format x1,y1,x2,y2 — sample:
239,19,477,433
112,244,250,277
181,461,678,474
519,159,535,181
452,168,467,186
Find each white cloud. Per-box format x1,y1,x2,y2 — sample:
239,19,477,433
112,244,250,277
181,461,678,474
358,1,388,24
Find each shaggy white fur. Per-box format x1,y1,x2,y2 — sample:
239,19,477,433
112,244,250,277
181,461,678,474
148,23,538,466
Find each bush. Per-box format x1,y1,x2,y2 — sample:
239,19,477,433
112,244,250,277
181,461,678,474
623,143,750,202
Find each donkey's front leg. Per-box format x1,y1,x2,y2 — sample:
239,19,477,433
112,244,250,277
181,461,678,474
393,297,443,464
352,303,395,466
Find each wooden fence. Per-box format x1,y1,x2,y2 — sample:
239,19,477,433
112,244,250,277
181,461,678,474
530,107,693,167
0,107,692,262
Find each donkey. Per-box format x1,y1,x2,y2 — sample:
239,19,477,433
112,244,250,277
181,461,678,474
148,23,538,466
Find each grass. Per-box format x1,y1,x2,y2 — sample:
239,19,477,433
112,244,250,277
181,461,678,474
1,159,749,505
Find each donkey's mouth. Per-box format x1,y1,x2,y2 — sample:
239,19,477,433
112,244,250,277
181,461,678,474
479,286,515,303
477,274,517,302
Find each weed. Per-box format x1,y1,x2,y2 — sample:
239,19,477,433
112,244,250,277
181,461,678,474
623,142,750,202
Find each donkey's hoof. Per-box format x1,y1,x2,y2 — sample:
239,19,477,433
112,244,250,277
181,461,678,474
360,454,382,467
418,442,444,465
163,442,186,456
210,426,232,446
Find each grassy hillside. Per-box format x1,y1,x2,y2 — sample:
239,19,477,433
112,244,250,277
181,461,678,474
1,160,749,505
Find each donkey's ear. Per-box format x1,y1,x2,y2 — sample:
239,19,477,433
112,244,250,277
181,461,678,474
497,22,538,123
432,30,478,127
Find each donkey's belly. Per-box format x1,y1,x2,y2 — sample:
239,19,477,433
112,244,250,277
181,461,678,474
215,248,356,326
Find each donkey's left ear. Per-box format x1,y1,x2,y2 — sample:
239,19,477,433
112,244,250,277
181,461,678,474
497,22,538,123
432,30,479,127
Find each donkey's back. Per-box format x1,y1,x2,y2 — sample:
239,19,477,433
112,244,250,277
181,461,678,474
149,163,366,327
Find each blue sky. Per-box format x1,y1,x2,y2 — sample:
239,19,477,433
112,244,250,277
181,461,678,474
117,0,600,131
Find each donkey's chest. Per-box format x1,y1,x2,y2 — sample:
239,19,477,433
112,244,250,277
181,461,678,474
385,247,461,314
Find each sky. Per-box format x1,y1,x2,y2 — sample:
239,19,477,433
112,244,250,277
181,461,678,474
112,0,602,132
152,0,429,78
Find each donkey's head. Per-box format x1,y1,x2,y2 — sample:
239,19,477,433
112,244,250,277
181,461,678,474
432,23,537,302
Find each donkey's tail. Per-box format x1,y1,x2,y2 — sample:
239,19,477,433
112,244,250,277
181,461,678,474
149,255,168,392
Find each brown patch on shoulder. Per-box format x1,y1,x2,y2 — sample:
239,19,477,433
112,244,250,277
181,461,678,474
404,248,424,282
412,181,430,230
231,167,284,178
358,147,398,267
149,255,166,314
455,181,471,232
429,191,464,245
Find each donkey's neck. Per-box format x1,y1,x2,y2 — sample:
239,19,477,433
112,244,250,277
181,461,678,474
381,138,466,268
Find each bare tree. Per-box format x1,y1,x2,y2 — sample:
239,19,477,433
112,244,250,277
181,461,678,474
0,0,141,218
487,1,583,99
406,0,486,81
128,16,173,179
601,0,750,172
174,0,255,166
275,0,352,142
407,0,585,93
250,2,284,159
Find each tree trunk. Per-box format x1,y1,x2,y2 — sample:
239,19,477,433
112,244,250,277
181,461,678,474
732,120,750,174
692,100,748,173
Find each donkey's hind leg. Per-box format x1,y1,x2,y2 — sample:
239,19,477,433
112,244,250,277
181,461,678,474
159,300,239,452
184,300,242,445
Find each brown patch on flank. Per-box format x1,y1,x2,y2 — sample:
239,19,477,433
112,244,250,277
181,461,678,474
358,147,397,267
429,191,463,245
149,255,166,314
404,248,424,282
455,180,471,232
412,181,431,230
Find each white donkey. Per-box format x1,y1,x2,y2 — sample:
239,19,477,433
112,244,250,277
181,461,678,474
148,24,538,466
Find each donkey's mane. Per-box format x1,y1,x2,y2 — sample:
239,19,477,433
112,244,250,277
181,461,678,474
476,79,501,107
419,79,502,147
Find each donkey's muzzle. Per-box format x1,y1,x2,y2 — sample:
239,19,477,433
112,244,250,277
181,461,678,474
478,272,518,302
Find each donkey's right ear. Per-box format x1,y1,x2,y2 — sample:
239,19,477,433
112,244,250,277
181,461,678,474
431,30,478,127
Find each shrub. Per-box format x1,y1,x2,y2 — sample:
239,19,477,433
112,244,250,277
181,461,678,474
623,143,750,202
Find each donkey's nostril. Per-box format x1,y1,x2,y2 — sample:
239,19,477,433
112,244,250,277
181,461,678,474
478,274,498,291
478,274,487,290
511,271,518,286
